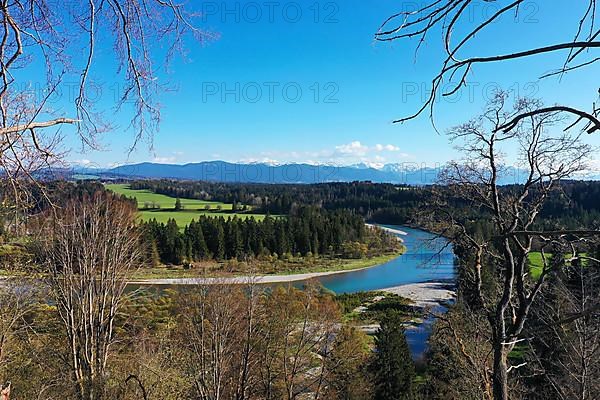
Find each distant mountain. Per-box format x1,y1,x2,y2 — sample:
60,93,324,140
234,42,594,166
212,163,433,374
65,160,534,185
106,161,407,184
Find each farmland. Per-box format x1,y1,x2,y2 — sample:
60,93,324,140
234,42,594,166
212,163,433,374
106,183,268,225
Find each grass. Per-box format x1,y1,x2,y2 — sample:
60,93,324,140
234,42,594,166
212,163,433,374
336,290,414,324
106,183,269,225
106,183,229,209
129,265,206,280
528,252,587,280
528,252,549,280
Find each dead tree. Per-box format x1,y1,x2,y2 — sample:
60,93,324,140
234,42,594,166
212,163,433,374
435,93,597,400
44,192,142,399
377,1,599,133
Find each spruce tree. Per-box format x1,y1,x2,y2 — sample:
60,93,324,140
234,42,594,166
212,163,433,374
165,219,180,264
372,311,415,400
213,219,225,260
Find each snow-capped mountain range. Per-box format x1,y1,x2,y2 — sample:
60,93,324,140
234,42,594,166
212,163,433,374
58,160,555,185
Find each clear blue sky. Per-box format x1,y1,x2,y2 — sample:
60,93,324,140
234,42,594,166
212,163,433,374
57,0,598,170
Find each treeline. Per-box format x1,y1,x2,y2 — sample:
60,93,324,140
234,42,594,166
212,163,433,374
127,179,600,227
27,180,137,214
128,179,426,223
141,207,399,265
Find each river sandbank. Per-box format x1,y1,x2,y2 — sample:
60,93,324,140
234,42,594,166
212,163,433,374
128,269,360,286
128,257,398,286
129,276,456,311
381,281,455,308
365,223,408,236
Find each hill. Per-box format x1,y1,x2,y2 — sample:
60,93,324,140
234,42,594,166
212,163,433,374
74,161,531,185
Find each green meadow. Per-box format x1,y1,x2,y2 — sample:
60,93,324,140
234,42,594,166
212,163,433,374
106,184,268,226
528,252,587,280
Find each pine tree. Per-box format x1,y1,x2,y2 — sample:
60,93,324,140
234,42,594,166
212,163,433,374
372,311,415,400
211,219,225,260
184,221,204,261
275,222,288,256
164,219,180,264
174,197,183,211
173,234,186,265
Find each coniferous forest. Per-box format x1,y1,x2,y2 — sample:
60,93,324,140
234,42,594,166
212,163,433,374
140,207,395,265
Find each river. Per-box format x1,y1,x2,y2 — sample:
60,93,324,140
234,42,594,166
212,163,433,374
311,225,455,293
298,225,456,359
132,225,456,359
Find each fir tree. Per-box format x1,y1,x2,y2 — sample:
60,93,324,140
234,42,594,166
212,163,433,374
372,311,415,400
174,197,183,211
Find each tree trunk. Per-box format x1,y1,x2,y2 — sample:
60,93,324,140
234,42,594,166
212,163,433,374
0,383,10,400
492,345,509,400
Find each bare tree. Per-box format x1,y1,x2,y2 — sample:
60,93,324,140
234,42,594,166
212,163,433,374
0,382,9,400
234,280,262,400
183,282,247,400
259,284,339,400
0,283,36,397
45,192,142,399
377,1,599,133
427,306,494,399
430,93,597,399
0,0,214,208
529,247,600,400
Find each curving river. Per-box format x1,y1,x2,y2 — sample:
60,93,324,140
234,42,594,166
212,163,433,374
303,225,456,359
132,225,456,359
311,225,455,293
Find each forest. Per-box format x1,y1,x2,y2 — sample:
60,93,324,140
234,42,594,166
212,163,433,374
140,207,399,266
0,0,598,399
128,178,600,228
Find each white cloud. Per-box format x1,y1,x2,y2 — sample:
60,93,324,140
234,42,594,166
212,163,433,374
336,141,400,156
73,159,92,165
587,159,600,171
374,144,400,152
572,159,600,178
238,157,281,165
152,151,184,164
335,141,369,156
229,141,412,167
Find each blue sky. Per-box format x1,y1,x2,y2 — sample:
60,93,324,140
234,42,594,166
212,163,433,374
54,1,599,169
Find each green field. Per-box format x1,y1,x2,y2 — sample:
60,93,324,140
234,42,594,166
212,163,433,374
528,252,587,280
106,184,268,226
